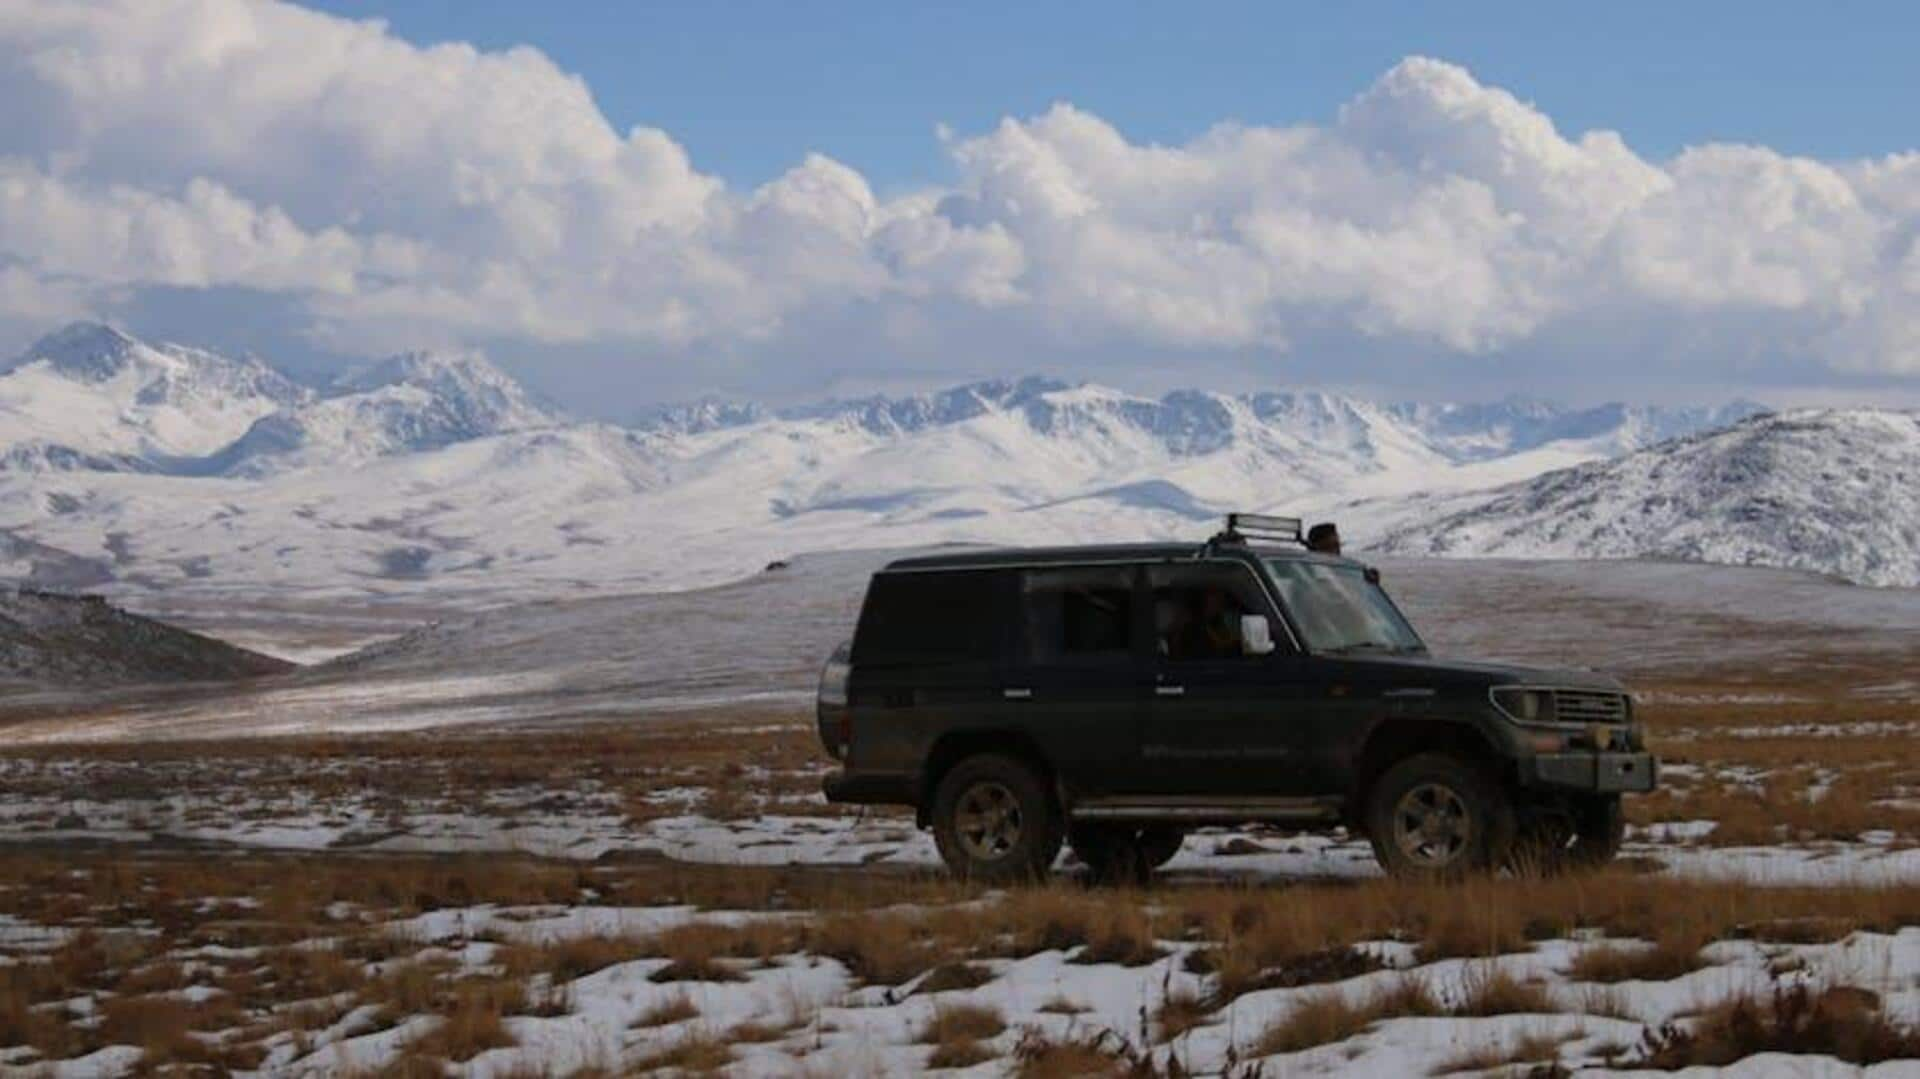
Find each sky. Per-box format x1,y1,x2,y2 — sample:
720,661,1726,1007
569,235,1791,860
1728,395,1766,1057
4,0,1920,414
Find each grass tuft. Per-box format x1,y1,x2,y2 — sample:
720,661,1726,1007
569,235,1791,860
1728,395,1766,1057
1640,984,1920,1067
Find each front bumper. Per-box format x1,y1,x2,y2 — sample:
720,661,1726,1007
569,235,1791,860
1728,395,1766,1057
821,769,917,806
1522,751,1657,794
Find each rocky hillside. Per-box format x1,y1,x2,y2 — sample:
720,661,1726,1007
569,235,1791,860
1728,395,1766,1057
1374,409,1920,587
0,589,294,691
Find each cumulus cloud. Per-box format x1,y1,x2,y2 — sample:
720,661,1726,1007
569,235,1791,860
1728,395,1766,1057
1,0,1918,389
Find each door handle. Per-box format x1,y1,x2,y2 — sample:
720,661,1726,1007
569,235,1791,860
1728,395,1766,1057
1155,685,1186,697
1003,687,1033,700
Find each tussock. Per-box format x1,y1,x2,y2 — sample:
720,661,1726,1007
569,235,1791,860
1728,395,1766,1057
1639,984,1920,1067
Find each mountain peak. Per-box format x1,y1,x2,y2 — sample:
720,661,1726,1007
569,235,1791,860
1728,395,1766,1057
15,321,141,380
332,349,515,394
207,348,564,475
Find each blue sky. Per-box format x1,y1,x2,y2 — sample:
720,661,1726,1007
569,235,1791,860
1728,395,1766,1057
304,1,1920,189
4,1,1920,411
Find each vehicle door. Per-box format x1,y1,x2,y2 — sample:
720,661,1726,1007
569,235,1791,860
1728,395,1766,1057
1137,560,1317,795
1263,559,1420,796
1003,564,1147,798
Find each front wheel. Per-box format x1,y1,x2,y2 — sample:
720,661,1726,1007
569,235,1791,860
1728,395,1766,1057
931,755,1062,884
1364,753,1513,879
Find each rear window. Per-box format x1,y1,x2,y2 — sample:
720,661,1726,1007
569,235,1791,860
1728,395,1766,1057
852,570,1006,665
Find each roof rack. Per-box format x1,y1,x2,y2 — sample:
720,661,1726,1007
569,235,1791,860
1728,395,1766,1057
1215,512,1305,547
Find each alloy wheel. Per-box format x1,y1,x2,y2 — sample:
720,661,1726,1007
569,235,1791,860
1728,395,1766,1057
1392,782,1472,869
953,780,1023,861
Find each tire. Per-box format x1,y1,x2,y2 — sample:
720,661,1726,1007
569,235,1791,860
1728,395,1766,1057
1066,823,1178,886
1138,825,1186,869
1570,795,1626,867
1513,795,1624,875
1364,753,1513,879
931,754,1063,884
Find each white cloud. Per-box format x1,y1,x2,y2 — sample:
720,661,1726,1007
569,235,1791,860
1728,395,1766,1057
1,0,1918,387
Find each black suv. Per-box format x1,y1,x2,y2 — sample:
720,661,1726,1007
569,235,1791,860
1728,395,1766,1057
816,514,1656,882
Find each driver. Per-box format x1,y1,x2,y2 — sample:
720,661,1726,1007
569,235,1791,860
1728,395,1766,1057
1173,587,1241,660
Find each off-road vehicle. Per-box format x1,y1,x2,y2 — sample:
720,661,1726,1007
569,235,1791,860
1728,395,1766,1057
816,514,1656,882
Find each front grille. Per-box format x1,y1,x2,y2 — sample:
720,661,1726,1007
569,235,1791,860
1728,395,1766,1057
1554,689,1629,724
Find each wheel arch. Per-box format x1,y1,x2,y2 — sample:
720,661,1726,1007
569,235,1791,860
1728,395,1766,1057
1349,718,1508,824
918,729,1058,829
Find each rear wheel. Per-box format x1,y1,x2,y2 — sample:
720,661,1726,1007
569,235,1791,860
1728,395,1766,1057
931,755,1062,884
1364,753,1513,879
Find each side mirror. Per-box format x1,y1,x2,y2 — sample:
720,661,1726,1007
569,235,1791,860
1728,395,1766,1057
1240,614,1276,656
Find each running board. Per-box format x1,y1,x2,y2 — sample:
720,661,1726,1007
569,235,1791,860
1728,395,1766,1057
1069,795,1342,824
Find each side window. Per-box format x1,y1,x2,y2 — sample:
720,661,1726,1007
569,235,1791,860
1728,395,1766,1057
1018,566,1137,665
852,570,1005,665
1147,563,1276,662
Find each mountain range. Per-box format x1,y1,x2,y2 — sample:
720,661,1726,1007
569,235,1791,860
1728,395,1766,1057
0,322,1910,616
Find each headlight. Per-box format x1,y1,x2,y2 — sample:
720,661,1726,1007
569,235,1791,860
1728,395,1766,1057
1491,687,1558,724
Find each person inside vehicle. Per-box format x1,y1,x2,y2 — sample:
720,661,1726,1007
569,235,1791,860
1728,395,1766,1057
1172,587,1242,660
1307,522,1342,556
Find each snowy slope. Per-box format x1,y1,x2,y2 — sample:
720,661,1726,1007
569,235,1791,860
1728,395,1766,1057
1373,410,1920,587
0,323,307,467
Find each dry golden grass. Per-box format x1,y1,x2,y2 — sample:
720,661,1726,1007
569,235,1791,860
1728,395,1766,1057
1250,973,1479,1058
631,1025,734,1074
406,976,523,1062
1152,984,1214,1042
1640,985,1920,1067
1251,989,1392,1056
1451,965,1557,1017
1564,933,1708,983
996,886,1166,966
632,993,700,1029
918,1003,1005,1043
919,1001,1008,1068
1630,752,1919,847
1431,1027,1577,1075
808,910,933,985
498,933,654,982
912,961,997,995
363,959,454,1028
1009,1027,1140,1078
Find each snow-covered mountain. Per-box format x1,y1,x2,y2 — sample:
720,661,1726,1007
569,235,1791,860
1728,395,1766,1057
3,321,1884,610
642,377,1759,462
1372,410,1920,587
0,323,307,468
209,350,563,475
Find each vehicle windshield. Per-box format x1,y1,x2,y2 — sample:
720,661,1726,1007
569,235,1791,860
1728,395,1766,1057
1262,559,1426,655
